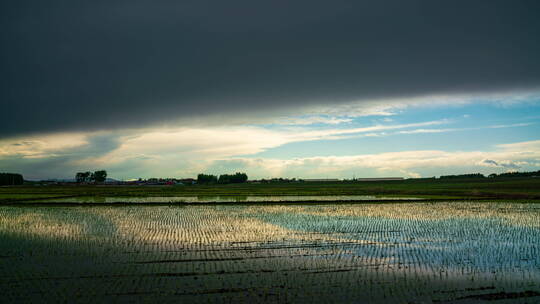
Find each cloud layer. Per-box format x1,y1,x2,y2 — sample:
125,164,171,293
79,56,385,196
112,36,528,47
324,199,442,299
1,118,539,179
209,140,540,179
2,0,540,137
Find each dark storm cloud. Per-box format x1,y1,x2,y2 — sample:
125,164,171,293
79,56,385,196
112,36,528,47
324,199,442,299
2,0,540,137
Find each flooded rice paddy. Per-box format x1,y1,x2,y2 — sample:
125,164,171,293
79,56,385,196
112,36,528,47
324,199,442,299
1,202,539,303
34,195,422,203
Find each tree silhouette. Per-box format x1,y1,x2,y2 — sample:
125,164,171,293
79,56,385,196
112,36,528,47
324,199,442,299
0,173,24,185
93,170,107,183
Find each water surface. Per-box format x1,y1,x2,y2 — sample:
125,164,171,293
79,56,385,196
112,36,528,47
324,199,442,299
1,202,538,303
35,195,423,203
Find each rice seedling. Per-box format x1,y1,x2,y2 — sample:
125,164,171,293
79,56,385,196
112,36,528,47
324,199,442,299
0,202,538,303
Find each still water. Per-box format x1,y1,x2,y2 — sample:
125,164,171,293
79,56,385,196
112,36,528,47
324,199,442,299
0,202,539,303
36,195,422,203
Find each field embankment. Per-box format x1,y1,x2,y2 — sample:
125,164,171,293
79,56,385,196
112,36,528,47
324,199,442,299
1,177,539,203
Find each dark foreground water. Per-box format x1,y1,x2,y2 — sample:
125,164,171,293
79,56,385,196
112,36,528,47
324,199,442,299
1,202,539,303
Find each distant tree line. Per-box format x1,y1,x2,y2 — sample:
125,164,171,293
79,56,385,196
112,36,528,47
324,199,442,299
197,172,248,184
439,173,485,179
75,170,107,183
218,172,248,184
197,174,218,184
0,173,24,185
440,170,540,179
488,170,540,178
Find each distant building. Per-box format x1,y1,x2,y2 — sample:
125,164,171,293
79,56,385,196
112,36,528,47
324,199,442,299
355,177,403,181
178,178,196,184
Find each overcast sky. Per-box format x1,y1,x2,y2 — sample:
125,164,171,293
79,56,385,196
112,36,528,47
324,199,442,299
1,1,540,179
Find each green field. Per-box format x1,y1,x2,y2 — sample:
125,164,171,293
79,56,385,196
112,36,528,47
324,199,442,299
1,177,540,203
